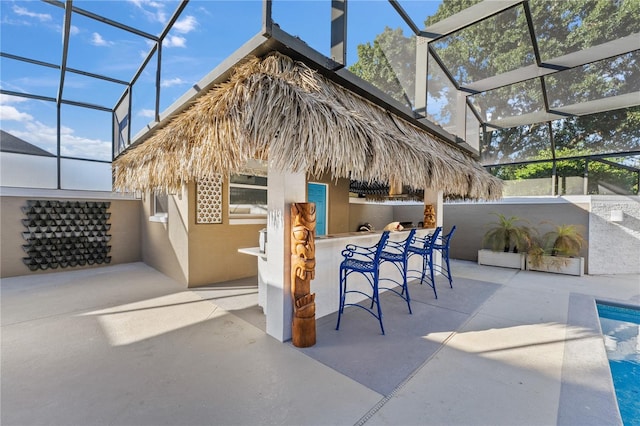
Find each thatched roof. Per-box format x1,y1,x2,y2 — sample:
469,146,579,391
113,53,502,199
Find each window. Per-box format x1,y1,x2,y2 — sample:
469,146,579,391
229,174,267,220
150,193,168,222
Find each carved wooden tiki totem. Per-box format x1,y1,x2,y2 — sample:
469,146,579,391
290,202,316,347
424,204,436,228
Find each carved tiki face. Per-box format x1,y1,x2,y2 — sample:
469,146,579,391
424,204,436,227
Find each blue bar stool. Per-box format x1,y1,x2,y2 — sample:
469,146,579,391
433,225,456,288
379,228,417,314
336,231,390,335
406,227,442,298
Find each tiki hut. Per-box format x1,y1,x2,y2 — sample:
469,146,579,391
113,53,502,200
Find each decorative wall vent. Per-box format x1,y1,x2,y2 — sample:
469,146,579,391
21,200,112,271
196,175,223,224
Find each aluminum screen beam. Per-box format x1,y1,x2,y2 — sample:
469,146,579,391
546,35,639,68
464,37,640,93
420,0,521,41
388,0,421,35
416,1,639,132
483,150,640,168
0,90,55,103
552,93,640,117
414,36,428,116
595,158,640,173
331,0,347,68
462,64,556,94
486,92,640,128
0,89,112,113
57,0,72,105
43,0,158,41
1,52,129,86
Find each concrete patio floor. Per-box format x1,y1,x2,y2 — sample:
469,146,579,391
1,260,638,426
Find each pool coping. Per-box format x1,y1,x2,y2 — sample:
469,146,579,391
556,293,638,425
595,299,640,312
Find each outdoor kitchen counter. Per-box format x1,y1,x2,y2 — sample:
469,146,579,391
239,228,436,319
314,228,434,243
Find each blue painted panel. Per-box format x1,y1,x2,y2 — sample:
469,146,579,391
307,183,327,236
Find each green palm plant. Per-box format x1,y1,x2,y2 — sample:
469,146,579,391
482,213,534,253
542,223,586,257
527,223,586,269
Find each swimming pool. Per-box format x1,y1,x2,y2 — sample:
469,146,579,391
597,302,640,426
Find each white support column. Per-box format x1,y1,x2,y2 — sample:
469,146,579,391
265,169,306,342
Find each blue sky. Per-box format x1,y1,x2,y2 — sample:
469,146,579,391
0,0,442,163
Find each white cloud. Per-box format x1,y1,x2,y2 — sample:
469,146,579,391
12,76,60,90
162,35,186,48
0,105,34,122
196,7,212,17
161,78,185,88
128,0,167,24
91,32,113,47
0,94,29,104
70,25,80,36
9,121,58,154
172,16,197,34
12,5,51,21
138,109,155,118
2,105,111,161
59,129,112,161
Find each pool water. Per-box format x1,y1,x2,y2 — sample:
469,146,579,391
597,303,640,426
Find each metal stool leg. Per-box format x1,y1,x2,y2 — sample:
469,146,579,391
444,248,453,288
373,274,385,335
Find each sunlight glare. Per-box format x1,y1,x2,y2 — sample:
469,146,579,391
80,292,223,346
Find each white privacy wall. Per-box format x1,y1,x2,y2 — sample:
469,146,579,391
588,196,640,274
0,152,57,189
1,153,112,191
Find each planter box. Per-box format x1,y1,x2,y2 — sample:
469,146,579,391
478,249,525,270
526,255,584,276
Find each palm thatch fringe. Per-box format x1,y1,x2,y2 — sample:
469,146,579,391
113,53,502,199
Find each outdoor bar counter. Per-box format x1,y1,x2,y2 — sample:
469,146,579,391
239,228,437,320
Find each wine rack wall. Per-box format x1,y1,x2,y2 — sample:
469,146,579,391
21,200,112,271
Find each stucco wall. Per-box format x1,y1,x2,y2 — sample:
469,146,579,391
304,195,638,276
349,202,394,231
140,175,352,288
348,201,426,232
186,181,264,287
588,196,640,274
443,197,590,272
1,193,141,278
393,204,426,228
139,180,264,288
140,189,190,285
